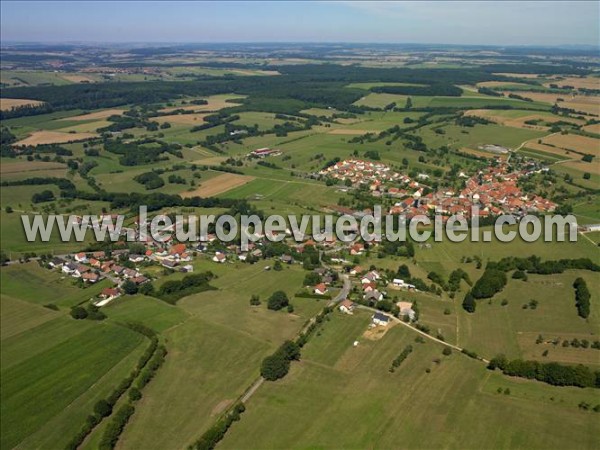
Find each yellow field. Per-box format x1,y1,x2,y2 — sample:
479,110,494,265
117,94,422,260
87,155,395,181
502,91,600,115
60,74,96,83
0,98,44,111
493,73,543,79
546,76,600,90
156,113,208,125
476,81,532,88
464,109,583,131
56,121,110,133
15,131,97,146
180,173,255,197
542,133,600,154
65,109,125,121
582,123,600,134
159,94,244,113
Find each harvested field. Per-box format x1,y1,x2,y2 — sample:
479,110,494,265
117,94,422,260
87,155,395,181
582,123,600,134
501,91,600,115
59,74,96,83
65,109,125,121
493,73,544,79
476,81,531,88
542,133,600,154
156,113,208,125
0,98,44,111
159,95,244,113
15,131,97,146
327,129,377,135
546,76,600,90
464,109,583,131
180,173,255,197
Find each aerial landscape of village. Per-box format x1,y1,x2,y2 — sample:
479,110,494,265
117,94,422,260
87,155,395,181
0,1,599,449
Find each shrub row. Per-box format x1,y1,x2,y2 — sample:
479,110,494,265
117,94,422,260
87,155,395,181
188,403,246,450
389,345,413,372
64,323,158,450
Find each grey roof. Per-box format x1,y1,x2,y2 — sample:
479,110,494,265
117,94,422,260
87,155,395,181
373,312,389,322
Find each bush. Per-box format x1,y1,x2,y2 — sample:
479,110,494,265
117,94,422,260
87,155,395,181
471,269,507,299
122,280,138,295
442,347,452,356
267,290,289,310
99,404,135,450
70,306,88,320
94,399,112,418
462,291,476,313
260,353,290,381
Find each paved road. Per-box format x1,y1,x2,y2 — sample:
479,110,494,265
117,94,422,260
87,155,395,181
330,274,351,306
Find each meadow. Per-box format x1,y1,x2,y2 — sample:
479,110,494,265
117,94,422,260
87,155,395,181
220,312,600,449
1,312,144,450
114,261,326,450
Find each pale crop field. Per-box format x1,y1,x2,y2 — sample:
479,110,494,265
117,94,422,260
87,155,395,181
15,130,97,146
0,98,44,111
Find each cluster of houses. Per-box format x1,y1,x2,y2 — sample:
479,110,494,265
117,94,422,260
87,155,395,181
50,249,151,286
388,162,556,219
319,159,416,189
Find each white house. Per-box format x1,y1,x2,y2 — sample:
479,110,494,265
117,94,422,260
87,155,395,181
372,312,390,327
339,299,355,314
74,252,88,263
213,252,226,263
129,254,145,263
62,262,77,274
314,283,328,295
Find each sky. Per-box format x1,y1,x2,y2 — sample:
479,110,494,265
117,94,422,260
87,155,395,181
1,1,599,47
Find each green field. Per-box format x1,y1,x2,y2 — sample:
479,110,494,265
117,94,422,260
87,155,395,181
0,262,112,308
221,314,600,449
1,318,144,449
115,261,325,449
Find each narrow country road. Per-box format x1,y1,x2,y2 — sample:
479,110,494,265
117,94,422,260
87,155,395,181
355,304,490,364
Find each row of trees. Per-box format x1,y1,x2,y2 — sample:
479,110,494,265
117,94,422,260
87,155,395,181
488,354,600,389
155,272,215,304
389,345,413,373
487,256,600,275
260,340,301,381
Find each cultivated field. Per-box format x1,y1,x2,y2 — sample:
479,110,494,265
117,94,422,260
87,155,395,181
155,113,208,125
14,130,97,146
0,98,44,111
180,173,255,197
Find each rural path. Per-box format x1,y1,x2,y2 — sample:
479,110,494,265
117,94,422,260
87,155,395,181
355,304,490,364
